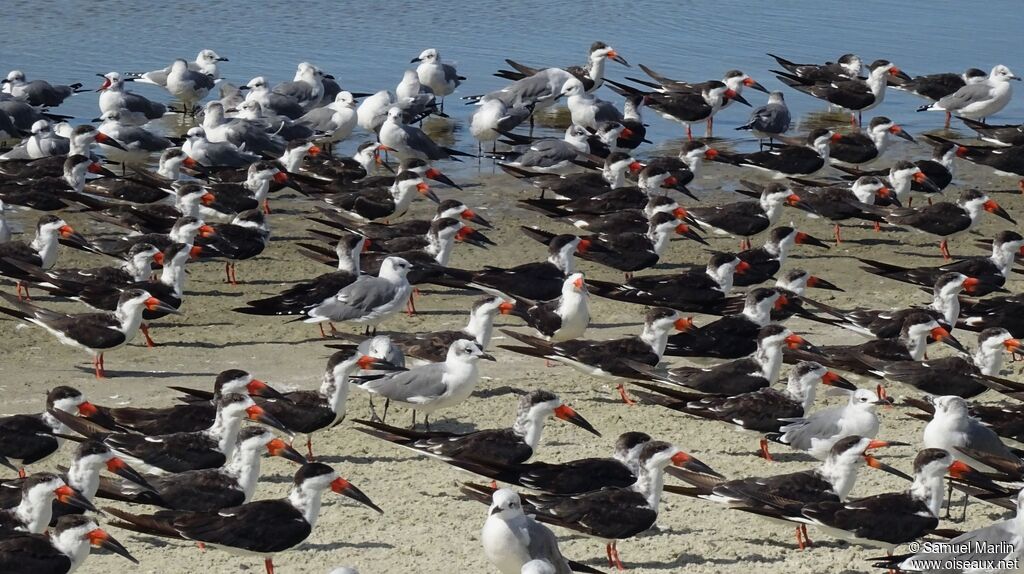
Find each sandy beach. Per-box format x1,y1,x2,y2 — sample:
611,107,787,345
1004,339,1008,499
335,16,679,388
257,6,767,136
1,148,1022,574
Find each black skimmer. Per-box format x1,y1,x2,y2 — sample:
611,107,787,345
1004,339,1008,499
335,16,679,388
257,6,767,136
5,242,157,299
873,489,1024,572
918,65,1018,123
729,225,831,284
344,217,493,258
39,242,194,347
667,435,904,549
519,213,705,278
257,347,400,459
723,129,840,180
0,473,96,533
663,287,788,360
452,432,652,496
355,389,599,471
767,52,863,83
828,116,914,165
862,328,1022,398
0,514,137,572
92,215,215,258
960,116,1024,147
0,288,177,378
833,146,955,204
53,393,290,474
858,230,1023,295
0,154,113,211
89,369,286,435
791,176,899,243
585,252,747,313
539,195,688,236
79,183,217,235
195,208,270,284
775,59,911,125
631,66,767,134
434,235,584,301
805,271,977,338
959,294,1024,337
94,426,305,511
795,449,988,550
235,233,364,336
765,388,890,460
0,386,98,477
687,184,808,249
295,255,413,336
785,312,965,378
462,440,712,570
334,295,515,362
499,307,690,380
736,91,791,148
352,339,495,428
506,273,590,342
606,78,750,140
645,140,718,185
518,164,691,216
0,440,151,524
872,189,1015,259
926,135,1024,192
633,361,854,460
311,198,490,242
106,462,382,574
324,170,439,222
630,324,823,395
204,161,293,215
0,215,90,299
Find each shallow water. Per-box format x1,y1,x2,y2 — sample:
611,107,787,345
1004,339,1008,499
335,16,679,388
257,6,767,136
3,0,1024,179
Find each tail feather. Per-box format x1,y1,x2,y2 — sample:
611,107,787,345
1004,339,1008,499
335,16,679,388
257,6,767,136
104,507,184,539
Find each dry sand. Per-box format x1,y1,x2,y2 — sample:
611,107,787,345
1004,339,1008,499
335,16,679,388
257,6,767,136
1,141,1023,574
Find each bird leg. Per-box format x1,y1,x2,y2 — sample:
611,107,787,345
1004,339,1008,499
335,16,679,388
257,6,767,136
943,479,954,519
306,436,315,462
759,437,774,461
609,541,625,571
382,398,390,423
685,125,693,141
265,558,275,574
944,111,951,129
606,544,614,567
263,200,271,215
939,240,951,260
94,354,106,379
795,526,806,550
140,323,156,348
873,221,881,232
739,238,752,250
15,281,30,301
17,468,25,479
706,116,714,138
424,414,431,431
616,383,636,406
833,224,842,244
623,272,633,281
801,524,813,548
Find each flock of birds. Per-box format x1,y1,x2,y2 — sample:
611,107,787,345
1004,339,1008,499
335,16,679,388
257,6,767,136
1,40,1024,574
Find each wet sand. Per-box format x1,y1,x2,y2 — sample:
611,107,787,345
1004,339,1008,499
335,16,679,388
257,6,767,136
1,148,1022,574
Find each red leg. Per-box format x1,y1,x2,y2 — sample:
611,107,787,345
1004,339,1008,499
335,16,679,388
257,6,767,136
265,558,275,574
833,224,842,244
801,524,813,547
319,323,327,338
873,221,881,232
231,263,239,285
224,262,232,284
795,526,805,550
17,468,25,479
306,436,315,461
606,544,614,567
759,437,773,461
406,292,417,315
16,282,30,301
141,324,156,348
686,125,693,141
263,200,271,215
939,240,951,260
944,111,951,129
706,116,713,138
610,541,625,570
617,383,636,406
196,542,206,552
